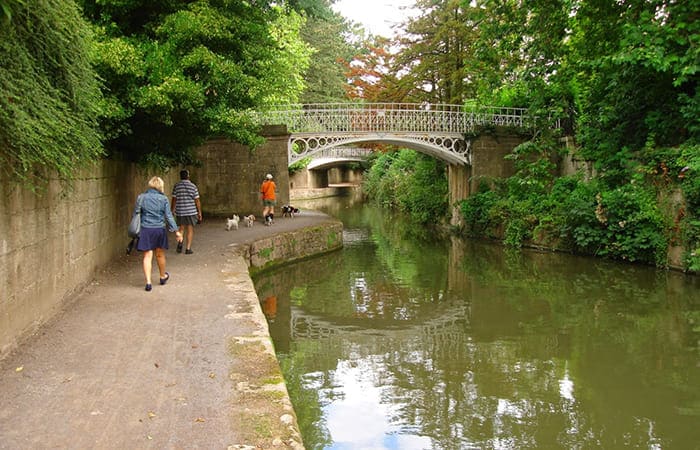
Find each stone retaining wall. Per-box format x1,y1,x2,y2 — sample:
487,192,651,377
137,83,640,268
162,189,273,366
0,161,178,358
218,220,342,449
191,126,290,217
238,221,343,273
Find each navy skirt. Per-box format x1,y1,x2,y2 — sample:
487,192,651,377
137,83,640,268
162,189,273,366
137,227,169,251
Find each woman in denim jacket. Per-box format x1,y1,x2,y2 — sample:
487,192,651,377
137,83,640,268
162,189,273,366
134,176,183,291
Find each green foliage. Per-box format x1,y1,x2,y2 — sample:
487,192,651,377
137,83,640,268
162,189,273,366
682,218,700,273
1,0,15,21
677,144,700,210
565,0,698,171
363,150,448,224
459,144,671,265
581,183,668,265
0,0,103,190
81,0,311,169
460,186,498,237
675,144,700,271
392,0,480,103
298,2,356,103
288,156,311,175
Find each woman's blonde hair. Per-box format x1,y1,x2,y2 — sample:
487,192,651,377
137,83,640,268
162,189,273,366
148,176,165,193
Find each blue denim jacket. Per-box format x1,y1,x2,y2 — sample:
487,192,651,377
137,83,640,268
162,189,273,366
134,188,178,231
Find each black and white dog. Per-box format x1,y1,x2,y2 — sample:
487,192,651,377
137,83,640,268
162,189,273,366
281,205,300,218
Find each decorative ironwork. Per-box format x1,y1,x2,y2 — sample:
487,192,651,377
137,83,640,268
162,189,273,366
290,132,471,165
254,103,530,166
290,300,471,340
313,147,374,159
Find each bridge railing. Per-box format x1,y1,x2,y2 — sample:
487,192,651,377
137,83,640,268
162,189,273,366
255,102,530,134
314,147,374,159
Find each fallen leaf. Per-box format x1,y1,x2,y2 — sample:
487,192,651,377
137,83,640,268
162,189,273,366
148,411,156,419
154,362,159,368
147,435,153,440
208,372,216,379
194,417,206,423
15,366,23,372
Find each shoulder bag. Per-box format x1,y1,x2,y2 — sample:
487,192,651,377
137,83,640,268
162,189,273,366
128,195,143,238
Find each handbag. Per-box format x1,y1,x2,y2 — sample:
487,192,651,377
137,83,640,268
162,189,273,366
127,195,143,238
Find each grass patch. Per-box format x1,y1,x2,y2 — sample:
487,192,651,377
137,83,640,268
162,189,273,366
257,246,273,259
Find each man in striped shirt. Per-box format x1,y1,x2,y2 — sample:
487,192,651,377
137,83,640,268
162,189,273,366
171,169,202,254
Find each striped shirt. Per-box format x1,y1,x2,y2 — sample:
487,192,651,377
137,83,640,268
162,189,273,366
172,180,200,217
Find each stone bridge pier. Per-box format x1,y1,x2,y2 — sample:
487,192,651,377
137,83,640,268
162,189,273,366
289,166,364,190
289,167,327,190
449,128,524,225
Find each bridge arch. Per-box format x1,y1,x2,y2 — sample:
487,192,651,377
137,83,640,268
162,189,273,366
306,158,363,171
291,133,471,166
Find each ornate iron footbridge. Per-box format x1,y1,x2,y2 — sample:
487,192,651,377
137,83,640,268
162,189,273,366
255,103,531,166
289,299,471,341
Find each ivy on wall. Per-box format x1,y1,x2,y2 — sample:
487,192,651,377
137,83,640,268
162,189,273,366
0,0,103,191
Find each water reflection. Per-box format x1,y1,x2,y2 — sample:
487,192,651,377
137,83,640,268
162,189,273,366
255,197,700,449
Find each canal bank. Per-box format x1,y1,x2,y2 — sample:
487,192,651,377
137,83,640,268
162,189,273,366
0,210,342,449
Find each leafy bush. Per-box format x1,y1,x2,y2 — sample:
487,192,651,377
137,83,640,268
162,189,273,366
682,218,700,273
459,146,672,265
590,183,668,265
676,144,700,271
82,0,311,168
677,144,700,210
363,149,448,224
288,156,311,175
459,187,498,236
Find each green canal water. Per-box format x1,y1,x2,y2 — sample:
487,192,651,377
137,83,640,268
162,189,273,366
253,194,700,449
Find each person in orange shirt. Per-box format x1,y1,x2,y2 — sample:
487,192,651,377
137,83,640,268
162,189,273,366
262,295,277,322
260,173,277,226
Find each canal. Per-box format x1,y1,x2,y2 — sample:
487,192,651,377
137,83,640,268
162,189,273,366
253,193,699,449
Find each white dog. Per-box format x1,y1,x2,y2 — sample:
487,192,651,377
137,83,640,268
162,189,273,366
244,214,255,227
225,214,239,231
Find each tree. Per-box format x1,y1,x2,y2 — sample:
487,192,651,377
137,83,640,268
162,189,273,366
343,36,402,101
0,0,103,189
296,0,357,103
464,0,698,176
391,0,481,104
569,0,699,167
81,0,312,168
